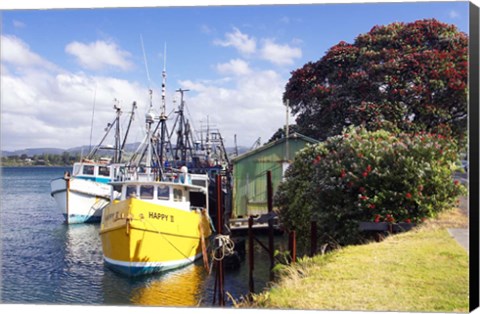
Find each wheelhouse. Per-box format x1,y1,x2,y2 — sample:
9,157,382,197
111,174,209,211
72,162,124,183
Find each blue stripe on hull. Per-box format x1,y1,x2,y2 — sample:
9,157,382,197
75,176,111,184
64,214,101,224
104,257,198,277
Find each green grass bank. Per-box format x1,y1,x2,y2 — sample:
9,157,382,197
239,208,469,312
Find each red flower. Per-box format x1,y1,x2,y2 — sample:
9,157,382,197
366,165,372,172
368,204,376,209
405,218,411,223
359,187,366,193
406,192,412,199
360,195,368,201
454,180,459,186
374,214,381,223
340,169,346,178
362,171,368,177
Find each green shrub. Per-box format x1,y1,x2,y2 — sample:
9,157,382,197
275,126,466,246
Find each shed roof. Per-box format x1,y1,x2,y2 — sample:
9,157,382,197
233,132,319,163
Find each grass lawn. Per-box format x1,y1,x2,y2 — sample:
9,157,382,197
240,206,469,312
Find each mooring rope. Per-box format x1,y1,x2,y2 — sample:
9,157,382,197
198,215,210,273
211,234,235,262
138,215,195,262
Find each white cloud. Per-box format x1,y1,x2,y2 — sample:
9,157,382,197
177,68,289,148
1,35,59,71
213,28,302,67
1,31,296,152
65,40,134,71
200,24,214,34
1,36,150,151
13,20,26,28
449,10,460,19
216,59,252,76
213,27,256,55
259,39,302,66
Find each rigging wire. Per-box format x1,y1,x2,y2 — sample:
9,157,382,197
140,34,152,89
88,82,97,155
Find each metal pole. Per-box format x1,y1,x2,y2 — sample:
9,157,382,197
267,171,274,281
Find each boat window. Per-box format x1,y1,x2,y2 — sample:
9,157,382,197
83,165,94,175
140,185,154,199
98,166,110,177
73,164,81,175
126,185,137,199
192,179,206,188
113,185,122,194
157,185,169,200
173,188,183,202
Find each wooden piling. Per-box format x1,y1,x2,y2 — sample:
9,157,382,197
216,174,225,306
248,216,254,295
289,230,297,264
267,170,274,281
310,220,317,257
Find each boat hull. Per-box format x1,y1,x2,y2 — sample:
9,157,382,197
100,198,212,277
50,177,112,224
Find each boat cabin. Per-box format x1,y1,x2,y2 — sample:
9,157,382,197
72,162,124,183
111,174,209,212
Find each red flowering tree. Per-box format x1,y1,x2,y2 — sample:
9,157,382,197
275,127,466,246
284,19,468,143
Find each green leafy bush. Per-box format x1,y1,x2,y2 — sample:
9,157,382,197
275,127,466,246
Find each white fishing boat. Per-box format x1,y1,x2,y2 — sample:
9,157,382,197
50,102,137,224
50,161,124,223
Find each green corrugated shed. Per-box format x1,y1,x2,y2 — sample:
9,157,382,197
232,133,318,218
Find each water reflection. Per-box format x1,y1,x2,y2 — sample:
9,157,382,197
56,224,105,303
130,264,207,306
2,167,281,307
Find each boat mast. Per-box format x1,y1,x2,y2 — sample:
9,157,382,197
86,102,121,161
145,100,155,179
158,43,169,171
173,88,194,167
113,100,122,163
120,101,137,162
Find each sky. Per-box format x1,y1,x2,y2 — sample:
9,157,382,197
0,0,472,152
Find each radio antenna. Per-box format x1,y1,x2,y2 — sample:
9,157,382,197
161,42,167,116
140,34,152,89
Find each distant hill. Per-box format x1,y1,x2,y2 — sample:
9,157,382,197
2,144,251,158
1,148,65,157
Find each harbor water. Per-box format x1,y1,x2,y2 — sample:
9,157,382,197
0,166,283,307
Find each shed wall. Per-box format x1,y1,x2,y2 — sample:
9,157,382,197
232,138,312,217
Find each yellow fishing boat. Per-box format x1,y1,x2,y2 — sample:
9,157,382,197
100,97,213,276
100,171,212,277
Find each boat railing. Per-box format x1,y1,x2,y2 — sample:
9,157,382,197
114,165,201,185
114,165,163,182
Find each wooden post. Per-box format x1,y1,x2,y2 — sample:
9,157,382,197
289,230,297,264
248,216,255,295
216,174,225,306
310,220,317,257
267,171,274,281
